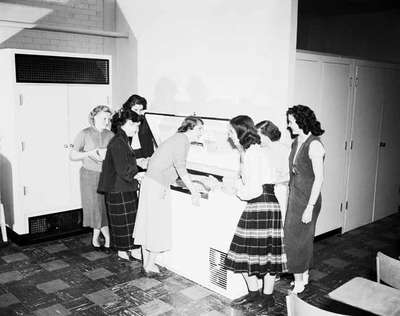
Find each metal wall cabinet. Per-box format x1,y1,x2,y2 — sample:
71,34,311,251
0,49,112,235
294,51,400,234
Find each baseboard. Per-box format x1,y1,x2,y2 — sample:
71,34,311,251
314,227,342,242
6,226,90,246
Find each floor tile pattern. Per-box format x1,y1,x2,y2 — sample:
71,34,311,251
0,213,399,315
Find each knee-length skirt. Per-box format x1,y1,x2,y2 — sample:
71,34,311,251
225,184,287,276
105,191,138,251
80,168,108,229
133,176,172,252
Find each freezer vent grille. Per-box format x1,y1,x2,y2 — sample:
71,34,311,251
15,54,109,84
209,248,227,290
29,209,83,234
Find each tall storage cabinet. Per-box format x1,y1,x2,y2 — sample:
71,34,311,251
294,51,400,235
0,49,112,236
294,53,353,235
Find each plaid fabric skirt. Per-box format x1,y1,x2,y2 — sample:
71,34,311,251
105,191,138,251
225,184,287,276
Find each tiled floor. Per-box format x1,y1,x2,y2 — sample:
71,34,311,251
0,213,399,316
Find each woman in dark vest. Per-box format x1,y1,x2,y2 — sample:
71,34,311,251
284,105,325,294
98,108,141,261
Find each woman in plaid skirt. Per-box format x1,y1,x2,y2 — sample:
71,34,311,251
98,108,141,261
223,116,287,309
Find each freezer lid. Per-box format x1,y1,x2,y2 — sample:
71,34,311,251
144,112,240,177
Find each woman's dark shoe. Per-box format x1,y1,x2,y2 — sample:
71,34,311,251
231,291,260,306
258,294,275,309
141,267,159,278
102,246,112,254
91,244,101,251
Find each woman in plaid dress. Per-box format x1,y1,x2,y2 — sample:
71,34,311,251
223,116,287,309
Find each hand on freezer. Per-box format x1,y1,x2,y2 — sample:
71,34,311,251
134,172,146,183
136,158,149,169
191,189,201,206
220,176,237,195
207,175,221,190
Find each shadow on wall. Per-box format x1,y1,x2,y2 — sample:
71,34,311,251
152,76,239,117
0,153,14,227
153,77,179,114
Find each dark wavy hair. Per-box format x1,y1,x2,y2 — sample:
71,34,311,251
177,116,204,133
286,105,324,136
230,115,260,150
122,94,147,111
111,108,141,134
255,120,281,142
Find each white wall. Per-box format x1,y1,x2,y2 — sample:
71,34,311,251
117,0,298,133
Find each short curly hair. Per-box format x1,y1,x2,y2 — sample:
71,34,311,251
255,120,281,142
286,105,324,136
88,105,112,126
110,108,141,134
230,115,260,150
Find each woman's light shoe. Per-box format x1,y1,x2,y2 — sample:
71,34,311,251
142,264,160,277
130,248,142,261
290,271,309,287
290,281,305,294
118,251,130,260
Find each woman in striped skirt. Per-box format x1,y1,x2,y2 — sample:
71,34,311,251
98,108,141,261
223,115,287,309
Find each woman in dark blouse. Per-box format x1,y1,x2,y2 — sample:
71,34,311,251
98,108,141,260
122,94,154,169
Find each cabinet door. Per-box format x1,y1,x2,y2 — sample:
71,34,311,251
17,84,70,214
373,69,400,221
317,62,352,235
67,85,111,209
294,58,351,236
344,66,383,232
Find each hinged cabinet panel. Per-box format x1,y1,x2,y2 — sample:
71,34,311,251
17,84,71,214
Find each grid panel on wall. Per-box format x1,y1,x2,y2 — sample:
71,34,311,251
15,54,109,84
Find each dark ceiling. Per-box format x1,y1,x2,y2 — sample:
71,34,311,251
298,0,400,16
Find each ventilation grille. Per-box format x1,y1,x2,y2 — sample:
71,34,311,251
29,209,83,234
209,248,227,290
15,54,109,84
